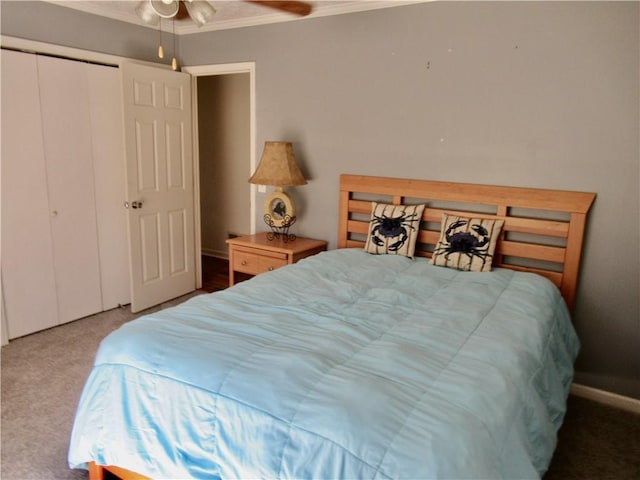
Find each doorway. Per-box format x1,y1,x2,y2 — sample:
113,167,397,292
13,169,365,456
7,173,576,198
183,63,256,288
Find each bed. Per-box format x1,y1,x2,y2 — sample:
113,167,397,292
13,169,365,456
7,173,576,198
69,174,595,480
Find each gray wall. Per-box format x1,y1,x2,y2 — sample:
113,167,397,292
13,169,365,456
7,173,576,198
2,1,638,399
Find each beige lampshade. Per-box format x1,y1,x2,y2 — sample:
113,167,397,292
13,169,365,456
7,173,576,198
249,142,307,187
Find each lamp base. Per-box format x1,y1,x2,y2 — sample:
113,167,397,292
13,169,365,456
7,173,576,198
264,214,296,242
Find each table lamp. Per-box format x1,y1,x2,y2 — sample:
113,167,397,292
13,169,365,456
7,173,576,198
249,141,307,241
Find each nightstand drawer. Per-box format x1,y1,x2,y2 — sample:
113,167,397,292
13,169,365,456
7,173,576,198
258,256,288,273
233,248,288,275
233,251,260,275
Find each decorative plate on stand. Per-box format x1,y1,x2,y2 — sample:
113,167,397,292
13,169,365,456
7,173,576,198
264,189,295,227
263,189,297,241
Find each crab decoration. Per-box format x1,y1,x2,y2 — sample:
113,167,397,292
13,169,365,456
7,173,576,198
430,216,504,272
370,211,419,252
433,219,492,261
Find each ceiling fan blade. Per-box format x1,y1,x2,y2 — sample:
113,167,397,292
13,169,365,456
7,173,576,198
244,0,314,17
175,2,190,20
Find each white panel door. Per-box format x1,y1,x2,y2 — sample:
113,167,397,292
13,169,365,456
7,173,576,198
86,63,131,309
121,62,195,312
1,50,59,338
37,55,103,323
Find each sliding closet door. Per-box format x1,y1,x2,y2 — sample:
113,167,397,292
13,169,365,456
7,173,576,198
1,50,60,338
37,56,103,323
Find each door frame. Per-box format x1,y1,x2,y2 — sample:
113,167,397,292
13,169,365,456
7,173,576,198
182,63,256,289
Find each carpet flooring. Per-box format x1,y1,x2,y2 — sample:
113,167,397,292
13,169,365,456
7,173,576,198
1,259,639,479
1,292,205,480
545,394,640,480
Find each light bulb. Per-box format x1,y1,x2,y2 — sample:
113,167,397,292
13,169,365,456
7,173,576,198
185,1,216,27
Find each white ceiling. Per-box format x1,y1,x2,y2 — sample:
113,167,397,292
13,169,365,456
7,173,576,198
44,1,429,35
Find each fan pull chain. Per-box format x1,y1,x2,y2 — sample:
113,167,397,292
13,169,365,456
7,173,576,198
158,19,164,59
171,18,178,71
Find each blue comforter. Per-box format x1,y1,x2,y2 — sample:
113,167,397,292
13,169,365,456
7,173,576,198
69,249,578,479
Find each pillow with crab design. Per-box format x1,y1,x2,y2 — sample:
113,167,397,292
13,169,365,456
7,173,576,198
364,202,425,259
430,214,504,272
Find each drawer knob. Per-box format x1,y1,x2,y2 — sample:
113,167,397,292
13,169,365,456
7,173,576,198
241,260,247,266
268,266,274,271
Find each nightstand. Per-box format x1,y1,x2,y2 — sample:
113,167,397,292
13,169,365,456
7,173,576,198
226,232,327,286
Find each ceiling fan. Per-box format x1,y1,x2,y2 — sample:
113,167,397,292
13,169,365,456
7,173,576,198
136,0,314,28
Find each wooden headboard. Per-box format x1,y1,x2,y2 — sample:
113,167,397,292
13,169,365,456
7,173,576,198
338,174,596,311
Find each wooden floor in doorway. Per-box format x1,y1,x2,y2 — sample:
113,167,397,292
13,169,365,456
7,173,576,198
201,256,229,292
201,255,251,292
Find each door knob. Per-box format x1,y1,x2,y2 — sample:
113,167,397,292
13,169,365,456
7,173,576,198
125,200,144,209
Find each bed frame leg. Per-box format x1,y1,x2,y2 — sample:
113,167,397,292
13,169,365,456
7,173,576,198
88,461,105,480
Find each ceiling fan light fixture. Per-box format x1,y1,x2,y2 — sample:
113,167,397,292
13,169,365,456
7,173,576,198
150,0,180,18
135,0,161,26
185,1,217,27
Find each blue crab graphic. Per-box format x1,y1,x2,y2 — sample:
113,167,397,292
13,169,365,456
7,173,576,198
370,211,418,252
433,219,492,265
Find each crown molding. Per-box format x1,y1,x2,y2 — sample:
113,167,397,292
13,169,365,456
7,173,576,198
42,1,431,36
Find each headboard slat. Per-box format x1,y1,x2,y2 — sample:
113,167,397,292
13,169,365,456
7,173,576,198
498,241,565,263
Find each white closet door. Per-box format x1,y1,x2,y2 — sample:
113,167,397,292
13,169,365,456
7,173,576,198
37,56,103,323
86,63,130,309
1,50,59,338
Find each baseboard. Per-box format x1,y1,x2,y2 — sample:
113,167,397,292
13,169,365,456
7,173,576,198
571,383,640,414
201,248,228,260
